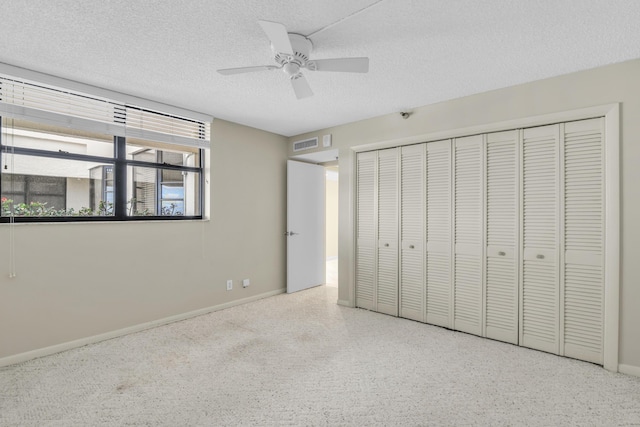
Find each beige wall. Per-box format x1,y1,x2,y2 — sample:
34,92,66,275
288,58,640,371
325,167,339,260
65,178,90,211
0,119,288,360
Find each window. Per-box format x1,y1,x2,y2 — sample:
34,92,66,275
89,165,114,211
1,118,203,221
128,140,201,216
0,71,210,222
1,174,66,212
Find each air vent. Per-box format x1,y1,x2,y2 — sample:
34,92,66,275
293,137,318,152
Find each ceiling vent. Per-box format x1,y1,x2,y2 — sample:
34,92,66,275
293,137,318,152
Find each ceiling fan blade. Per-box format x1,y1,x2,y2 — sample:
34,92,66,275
307,57,369,73
217,65,280,75
291,74,313,99
258,20,294,55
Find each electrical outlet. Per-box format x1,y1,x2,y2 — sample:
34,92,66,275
242,279,250,288
226,280,233,291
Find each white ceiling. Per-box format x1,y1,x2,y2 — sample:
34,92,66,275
1,0,639,137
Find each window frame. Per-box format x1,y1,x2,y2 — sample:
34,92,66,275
0,120,204,222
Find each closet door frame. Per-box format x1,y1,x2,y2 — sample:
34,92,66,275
346,103,619,372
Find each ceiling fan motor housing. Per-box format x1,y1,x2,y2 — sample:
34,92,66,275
273,33,313,71
216,20,368,100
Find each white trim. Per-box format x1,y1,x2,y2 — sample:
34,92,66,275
372,150,380,312
558,123,566,356
0,288,285,368
337,299,354,307
518,129,525,347
618,364,640,378
346,148,357,308
449,139,456,328
603,104,620,372
480,134,487,337
345,103,620,371
0,62,212,123
350,105,619,154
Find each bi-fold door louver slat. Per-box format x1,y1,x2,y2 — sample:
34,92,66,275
562,118,604,364
426,140,452,328
521,124,560,355
355,151,377,310
485,130,518,344
377,148,399,316
453,135,483,336
400,144,425,322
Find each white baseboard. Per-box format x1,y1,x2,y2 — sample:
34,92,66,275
337,299,354,307
0,288,286,368
618,364,640,378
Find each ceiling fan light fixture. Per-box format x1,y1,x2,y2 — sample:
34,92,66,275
283,62,301,77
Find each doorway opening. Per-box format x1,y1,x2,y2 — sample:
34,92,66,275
289,148,339,291
325,165,339,287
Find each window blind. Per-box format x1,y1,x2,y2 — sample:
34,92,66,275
0,74,210,148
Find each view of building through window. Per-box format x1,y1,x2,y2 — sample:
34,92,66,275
0,118,202,220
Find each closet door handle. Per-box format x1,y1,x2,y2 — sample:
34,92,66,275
536,254,545,259
409,245,415,249
384,243,389,247
498,251,506,256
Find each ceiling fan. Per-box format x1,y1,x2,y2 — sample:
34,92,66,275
217,20,369,99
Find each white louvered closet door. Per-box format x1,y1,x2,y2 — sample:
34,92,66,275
485,130,519,344
400,144,426,322
453,135,483,336
520,124,560,355
355,151,377,311
562,118,605,364
426,140,452,328
377,148,399,316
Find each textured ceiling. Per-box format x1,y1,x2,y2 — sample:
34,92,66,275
0,0,639,137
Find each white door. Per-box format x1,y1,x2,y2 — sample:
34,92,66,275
400,144,426,322
355,151,377,310
425,140,452,328
562,118,605,364
287,160,325,293
453,135,484,336
520,124,560,354
485,130,519,344
376,148,399,316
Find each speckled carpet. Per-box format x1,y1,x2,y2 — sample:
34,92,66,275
1,285,639,426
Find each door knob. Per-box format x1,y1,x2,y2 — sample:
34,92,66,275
409,245,415,249
284,231,299,236
384,243,389,247
536,254,545,259
498,251,506,256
